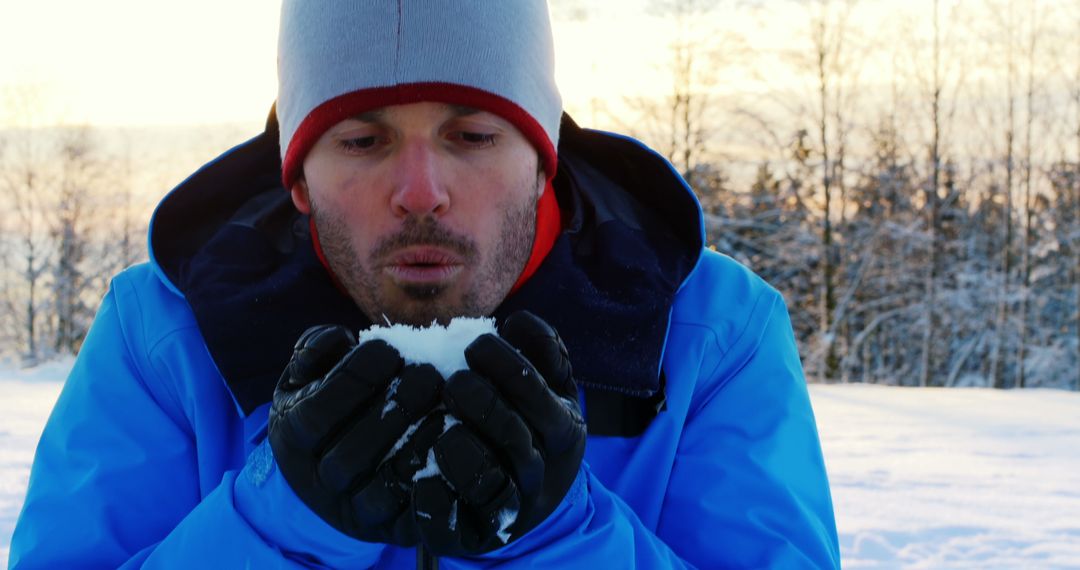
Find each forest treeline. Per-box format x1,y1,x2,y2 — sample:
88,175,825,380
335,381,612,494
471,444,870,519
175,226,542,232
601,0,1078,389
1,0,1077,389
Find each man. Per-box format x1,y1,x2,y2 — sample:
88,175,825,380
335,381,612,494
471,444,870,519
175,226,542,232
11,1,840,568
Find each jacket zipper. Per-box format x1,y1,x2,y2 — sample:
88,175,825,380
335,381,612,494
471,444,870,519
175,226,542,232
417,544,438,570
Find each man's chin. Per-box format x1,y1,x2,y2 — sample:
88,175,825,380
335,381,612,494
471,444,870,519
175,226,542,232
379,307,458,327
399,283,449,302
365,291,463,327
355,280,499,327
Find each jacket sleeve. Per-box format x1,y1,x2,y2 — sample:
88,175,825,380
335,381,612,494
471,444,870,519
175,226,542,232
441,285,840,569
654,286,840,567
8,280,385,569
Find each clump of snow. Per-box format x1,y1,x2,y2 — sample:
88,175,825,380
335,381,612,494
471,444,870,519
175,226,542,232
495,507,518,543
360,317,496,379
412,448,442,482
380,377,402,418
382,420,422,464
366,319,496,498
245,440,274,487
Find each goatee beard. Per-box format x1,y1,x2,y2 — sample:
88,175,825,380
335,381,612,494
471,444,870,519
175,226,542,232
311,196,537,327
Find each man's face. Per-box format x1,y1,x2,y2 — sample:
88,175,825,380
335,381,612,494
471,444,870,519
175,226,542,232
291,102,545,326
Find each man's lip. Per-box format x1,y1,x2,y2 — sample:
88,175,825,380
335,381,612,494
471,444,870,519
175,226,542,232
382,247,464,283
384,246,464,267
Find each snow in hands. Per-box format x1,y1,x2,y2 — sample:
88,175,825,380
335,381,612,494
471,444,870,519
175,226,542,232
366,317,496,525
360,317,496,379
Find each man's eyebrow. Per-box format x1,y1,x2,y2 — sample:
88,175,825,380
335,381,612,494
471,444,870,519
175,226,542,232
350,109,386,123
448,105,483,118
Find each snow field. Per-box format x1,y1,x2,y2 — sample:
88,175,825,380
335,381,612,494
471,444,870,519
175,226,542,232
0,362,70,567
812,384,1080,569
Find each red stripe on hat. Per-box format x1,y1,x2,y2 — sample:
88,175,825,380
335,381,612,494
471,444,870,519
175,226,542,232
282,83,558,189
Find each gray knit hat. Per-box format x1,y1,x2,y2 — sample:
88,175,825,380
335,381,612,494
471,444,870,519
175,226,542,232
277,0,563,188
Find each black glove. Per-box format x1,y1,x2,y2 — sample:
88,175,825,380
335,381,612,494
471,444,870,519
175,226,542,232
412,311,586,555
268,324,447,545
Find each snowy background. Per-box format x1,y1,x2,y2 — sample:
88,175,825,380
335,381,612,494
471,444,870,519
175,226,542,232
2,361,1079,568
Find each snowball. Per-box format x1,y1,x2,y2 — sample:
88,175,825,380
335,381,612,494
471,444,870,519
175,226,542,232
359,317,497,379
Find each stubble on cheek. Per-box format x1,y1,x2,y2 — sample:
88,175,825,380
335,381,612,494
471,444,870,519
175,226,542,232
464,198,535,309
309,173,542,326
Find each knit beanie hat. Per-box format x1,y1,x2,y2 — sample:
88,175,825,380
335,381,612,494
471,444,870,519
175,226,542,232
277,0,563,188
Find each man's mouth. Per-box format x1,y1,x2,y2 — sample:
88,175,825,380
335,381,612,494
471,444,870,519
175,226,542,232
383,247,465,284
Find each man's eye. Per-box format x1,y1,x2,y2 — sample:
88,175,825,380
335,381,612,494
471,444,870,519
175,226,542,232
456,132,496,147
338,136,379,152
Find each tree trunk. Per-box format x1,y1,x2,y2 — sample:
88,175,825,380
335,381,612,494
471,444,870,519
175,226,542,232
1017,0,1037,389
991,0,1017,390
1074,2,1080,392
815,8,839,381
1075,26,1080,392
920,0,943,389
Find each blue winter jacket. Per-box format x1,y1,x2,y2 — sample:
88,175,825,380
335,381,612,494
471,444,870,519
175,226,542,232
10,113,839,569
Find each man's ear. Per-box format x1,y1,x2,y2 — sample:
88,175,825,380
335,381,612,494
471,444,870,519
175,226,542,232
290,178,312,214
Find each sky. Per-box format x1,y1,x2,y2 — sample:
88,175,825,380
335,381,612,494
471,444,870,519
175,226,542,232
0,0,678,129
2,0,1075,171
1,0,282,127
0,0,934,130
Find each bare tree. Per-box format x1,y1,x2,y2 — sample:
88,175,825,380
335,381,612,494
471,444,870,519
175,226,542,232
1,87,114,359
50,126,101,354
1046,0,1080,391
985,0,1020,389
96,133,147,288
806,0,861,381
0,87,53,363
903,0,967,387
622,0,743,198
1014,0,1041,389
1073,0,1080,392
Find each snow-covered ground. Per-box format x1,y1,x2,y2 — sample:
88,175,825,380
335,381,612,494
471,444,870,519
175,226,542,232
2,363,1079,568
814,384,1080,569
0,360,72,568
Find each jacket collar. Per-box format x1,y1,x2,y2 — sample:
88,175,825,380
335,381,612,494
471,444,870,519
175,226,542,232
150,111,703,418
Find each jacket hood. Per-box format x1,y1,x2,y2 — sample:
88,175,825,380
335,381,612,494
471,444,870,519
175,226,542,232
149,108,704,431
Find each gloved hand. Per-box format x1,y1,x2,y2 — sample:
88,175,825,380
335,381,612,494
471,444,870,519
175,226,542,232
268,324,447,546
411,311,586,555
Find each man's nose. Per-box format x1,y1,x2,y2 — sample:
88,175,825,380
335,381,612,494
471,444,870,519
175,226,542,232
390,141,450,217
